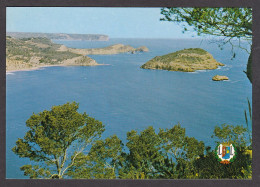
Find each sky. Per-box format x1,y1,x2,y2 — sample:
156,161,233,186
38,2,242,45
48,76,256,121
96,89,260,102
6,7,198,39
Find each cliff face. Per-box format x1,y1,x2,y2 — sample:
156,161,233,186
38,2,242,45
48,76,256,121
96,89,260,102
6,37,99,72
141,48,224,72
7,32,109,41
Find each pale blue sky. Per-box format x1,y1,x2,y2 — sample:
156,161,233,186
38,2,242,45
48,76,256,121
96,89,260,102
7,7,198,38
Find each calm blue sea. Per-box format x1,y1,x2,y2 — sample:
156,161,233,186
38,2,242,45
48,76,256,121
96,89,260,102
6,38,252,178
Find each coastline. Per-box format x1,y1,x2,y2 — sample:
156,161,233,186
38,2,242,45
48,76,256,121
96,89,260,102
6,63,109,73
6,37,149,74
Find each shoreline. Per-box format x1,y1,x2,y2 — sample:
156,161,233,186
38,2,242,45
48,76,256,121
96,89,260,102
6,63,110,73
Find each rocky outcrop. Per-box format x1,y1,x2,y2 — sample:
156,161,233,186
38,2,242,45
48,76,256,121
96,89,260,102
131,46,149,54
141,48,224,72
212,75,229,81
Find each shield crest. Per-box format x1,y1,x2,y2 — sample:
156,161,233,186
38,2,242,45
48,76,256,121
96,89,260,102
216,143,235,164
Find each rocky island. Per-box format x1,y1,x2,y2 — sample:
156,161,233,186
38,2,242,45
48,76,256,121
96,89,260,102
141,48,224,72
59,44,149,55
212,75,229,81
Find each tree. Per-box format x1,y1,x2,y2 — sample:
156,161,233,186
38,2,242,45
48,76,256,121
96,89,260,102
120,126,164,179
67,135,124,179
211,123,248,149
160,8,252,82
119,125,204,179
12,102,104,179
159,124,204,179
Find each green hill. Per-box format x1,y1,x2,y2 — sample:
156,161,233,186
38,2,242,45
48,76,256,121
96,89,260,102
141,48,224,72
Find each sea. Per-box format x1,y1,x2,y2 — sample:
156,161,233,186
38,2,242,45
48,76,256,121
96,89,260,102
6,38,252,178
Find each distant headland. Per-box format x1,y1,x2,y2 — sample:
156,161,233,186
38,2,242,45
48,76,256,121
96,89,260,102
6,36,149,72
7,32,109,41
59,44,149,55
141,48,224,72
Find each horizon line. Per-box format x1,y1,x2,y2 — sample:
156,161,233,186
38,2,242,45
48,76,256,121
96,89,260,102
6,31,200,40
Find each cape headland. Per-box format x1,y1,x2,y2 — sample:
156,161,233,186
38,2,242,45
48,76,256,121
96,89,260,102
6,37,101,72
58,44,149,55
141,48,224,72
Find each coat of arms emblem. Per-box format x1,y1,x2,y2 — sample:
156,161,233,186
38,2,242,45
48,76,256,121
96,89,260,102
216,143,236,164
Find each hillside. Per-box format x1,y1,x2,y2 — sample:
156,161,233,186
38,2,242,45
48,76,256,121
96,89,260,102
6,37,99,72
58,44,149,55
7,32,109,41
141,48,224,72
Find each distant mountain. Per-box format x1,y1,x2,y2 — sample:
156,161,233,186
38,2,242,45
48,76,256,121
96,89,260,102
6,32,109,41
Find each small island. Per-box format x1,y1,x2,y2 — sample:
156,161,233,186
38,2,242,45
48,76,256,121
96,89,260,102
212,75,229,81
141,48,224,72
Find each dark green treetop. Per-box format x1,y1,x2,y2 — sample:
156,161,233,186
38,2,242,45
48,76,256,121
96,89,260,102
211,123,248,149
12,102,104,179
67,135,124,179
121,126,164,179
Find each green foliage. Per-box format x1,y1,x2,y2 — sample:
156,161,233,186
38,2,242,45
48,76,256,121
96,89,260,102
154,48,207,63
12,102,104,179
13,103,252,179
6,37,80,64
159,124,204,179
161,8,252,39
67,135,124,179
121,126,164,179
159,124,204,161
211,124,247,148
20,165,52,179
